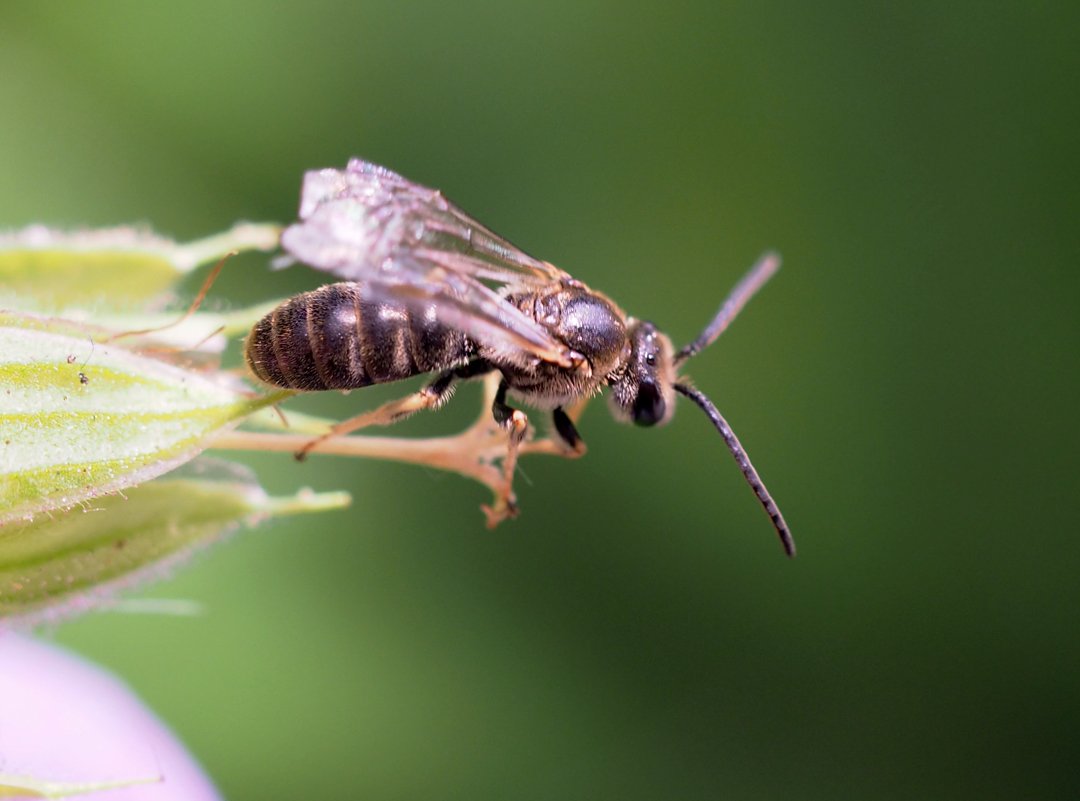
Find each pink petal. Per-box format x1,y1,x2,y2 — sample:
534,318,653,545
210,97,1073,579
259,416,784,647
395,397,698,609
0,634,221,800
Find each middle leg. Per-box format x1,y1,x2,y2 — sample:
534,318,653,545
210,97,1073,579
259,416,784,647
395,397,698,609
484,378,530,525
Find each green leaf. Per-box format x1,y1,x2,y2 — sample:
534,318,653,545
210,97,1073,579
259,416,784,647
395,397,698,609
0,311,287,525
0,222,281,310
0,460,350,623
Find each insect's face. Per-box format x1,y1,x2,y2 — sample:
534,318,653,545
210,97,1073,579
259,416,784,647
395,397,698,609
607,320,676,427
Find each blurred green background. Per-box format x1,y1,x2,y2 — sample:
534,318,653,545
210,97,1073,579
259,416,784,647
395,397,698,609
4,1,1078,799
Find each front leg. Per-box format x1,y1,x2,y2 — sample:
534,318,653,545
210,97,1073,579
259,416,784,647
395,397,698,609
552,407,587,457
483,379,529,527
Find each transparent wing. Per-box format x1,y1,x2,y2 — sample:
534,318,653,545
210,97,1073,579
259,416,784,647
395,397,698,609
368,254,575,366
279,159,573,366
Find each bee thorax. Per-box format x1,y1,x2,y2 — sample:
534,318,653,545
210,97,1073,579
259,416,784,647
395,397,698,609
512,284,627,376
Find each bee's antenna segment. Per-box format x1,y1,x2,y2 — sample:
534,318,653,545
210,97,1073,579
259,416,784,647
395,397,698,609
675,252,781,365
674,382,795,557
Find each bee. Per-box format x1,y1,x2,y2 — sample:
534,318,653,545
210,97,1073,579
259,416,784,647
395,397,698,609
245,159,795,556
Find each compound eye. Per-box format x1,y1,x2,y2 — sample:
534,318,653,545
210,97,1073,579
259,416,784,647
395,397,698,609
631,381,666,427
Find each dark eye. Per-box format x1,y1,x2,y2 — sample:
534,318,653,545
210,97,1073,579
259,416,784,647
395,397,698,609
631,381,666,426
645,353,656,366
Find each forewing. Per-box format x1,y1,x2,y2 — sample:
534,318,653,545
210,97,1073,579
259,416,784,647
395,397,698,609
280,158,565,284
279,159,572,366
367,255,573,367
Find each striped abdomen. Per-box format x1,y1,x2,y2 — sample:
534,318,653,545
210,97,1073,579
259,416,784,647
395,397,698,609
245,282,472,390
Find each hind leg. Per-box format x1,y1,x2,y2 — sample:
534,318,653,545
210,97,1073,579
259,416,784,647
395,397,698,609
296,360,493,460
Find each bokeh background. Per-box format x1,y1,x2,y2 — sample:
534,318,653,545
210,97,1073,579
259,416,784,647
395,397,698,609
3,1,1078,799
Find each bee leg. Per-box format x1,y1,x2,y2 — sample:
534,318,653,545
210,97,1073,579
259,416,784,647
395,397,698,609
295,369,462,461
552,407,587,457
486,379,529,525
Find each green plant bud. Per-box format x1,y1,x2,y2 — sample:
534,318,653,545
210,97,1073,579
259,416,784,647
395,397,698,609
0,459,349,623
0,311,288,526
0,222,281,310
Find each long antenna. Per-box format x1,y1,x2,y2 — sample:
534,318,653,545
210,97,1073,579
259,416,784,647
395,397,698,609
675,252,780,365
104,251,234,343
674,382,795,557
